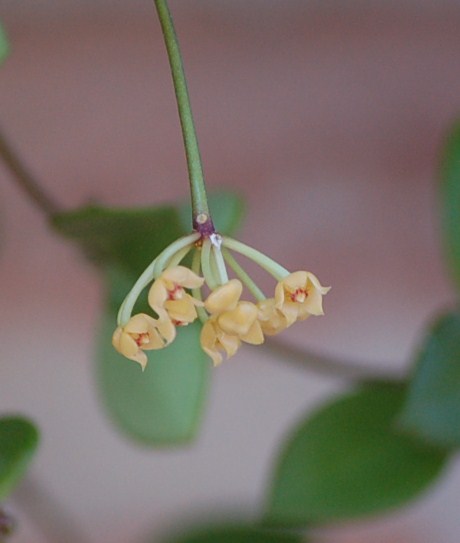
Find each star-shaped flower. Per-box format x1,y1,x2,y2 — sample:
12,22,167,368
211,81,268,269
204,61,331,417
148,265,204,326
275,271,331,325
112,313,175,370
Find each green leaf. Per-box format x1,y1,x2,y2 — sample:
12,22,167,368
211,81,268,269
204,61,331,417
0,417,39,500
52,191,244,276
0,23,9,66
161,523,302,543
398,311,460,448
179,191,245,235
440,121,460,289
266,384,447,526
96,274,209,445
51,205,183,276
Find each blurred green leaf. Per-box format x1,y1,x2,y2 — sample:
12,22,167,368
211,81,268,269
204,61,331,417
266,384,447,526
0,417,39,500
0,23,9,65
179,191,244,235
398,311,460,448
440,121,460,290
52,192,244,276
97,274,209,445
161,523,302,543
51,204,183,276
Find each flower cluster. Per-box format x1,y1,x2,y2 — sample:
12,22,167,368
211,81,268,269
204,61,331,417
113,231,329,369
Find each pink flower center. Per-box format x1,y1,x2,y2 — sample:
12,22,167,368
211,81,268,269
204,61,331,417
290,288,307,303
168,284,185,300
134,332,150,347
173,319,187,327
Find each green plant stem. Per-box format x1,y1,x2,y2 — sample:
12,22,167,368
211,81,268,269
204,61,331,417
154,0,212,232
265,338,404,383
0,127,60,217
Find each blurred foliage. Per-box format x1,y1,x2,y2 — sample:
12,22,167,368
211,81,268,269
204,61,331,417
399,311,460,448
52,204,183,276
440,121,460,290
0,23,8,66
160,523,302,543
266,384,448,525
0,417,39,500
0,508,15,540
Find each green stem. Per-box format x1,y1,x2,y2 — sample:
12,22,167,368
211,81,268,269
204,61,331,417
0,127,61,217
191,248,208,322
154,0,213,234
222,248,266,301
201,238,218,290
222,237,289,281
265,338,404,383
211,246,229,285
152,232,200,278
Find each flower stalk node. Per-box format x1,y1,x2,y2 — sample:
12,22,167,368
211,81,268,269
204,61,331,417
193,214,215,238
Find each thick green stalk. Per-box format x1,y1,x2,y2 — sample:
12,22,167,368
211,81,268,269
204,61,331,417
154,0,213,235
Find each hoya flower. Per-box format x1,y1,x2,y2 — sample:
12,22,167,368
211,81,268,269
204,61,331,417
257,298,289,336
274,271,331,325
204,278,242,314
200,280,264,365
217,301,264,344
148,265,204,326
112,313,175,370
200,319,241,366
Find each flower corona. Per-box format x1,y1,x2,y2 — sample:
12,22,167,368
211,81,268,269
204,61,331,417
113,228,330,369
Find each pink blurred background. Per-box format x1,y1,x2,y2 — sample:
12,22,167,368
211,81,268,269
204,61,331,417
1,1,460,542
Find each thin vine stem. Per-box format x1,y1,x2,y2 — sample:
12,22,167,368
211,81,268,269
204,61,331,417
154,0,213,233
264,338,404,383
0,127,61,216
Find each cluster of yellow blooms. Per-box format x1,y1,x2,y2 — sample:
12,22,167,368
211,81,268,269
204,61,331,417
113,231,329,369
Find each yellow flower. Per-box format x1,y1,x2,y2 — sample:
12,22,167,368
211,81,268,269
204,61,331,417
257,298,289,336
218,301,264,344
112,313,175,370
275,271,330,325
200,279,264,365
204,278,242,314
200,319,241,366
148,265,204,326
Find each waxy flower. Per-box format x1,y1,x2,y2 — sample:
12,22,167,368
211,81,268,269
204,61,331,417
257,298,289,336
148,265,204,326
200,319,241,366
112,313,175,370
200,280,264,365
275,271,331,325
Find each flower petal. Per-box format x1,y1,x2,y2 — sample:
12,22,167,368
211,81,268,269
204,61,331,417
165,298,198,324
217,301,258,336
258,298,289,336
241,319,264,345
162,265,204,289
205,279,243,314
